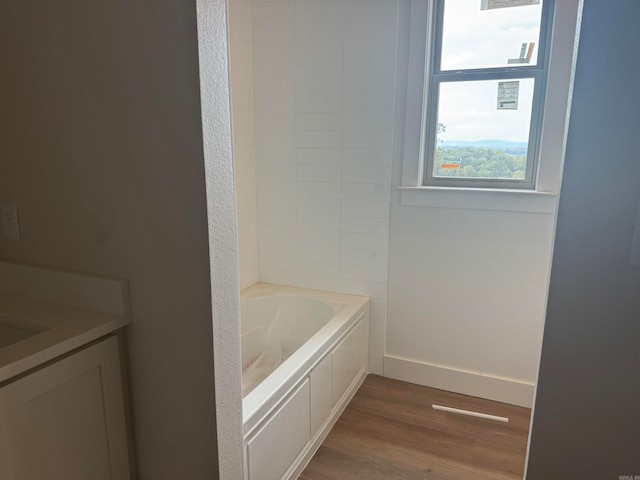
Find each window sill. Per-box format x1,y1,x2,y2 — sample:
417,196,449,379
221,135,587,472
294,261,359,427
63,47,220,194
398,186,558,214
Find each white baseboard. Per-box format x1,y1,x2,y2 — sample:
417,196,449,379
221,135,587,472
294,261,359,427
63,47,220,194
383,354,534,408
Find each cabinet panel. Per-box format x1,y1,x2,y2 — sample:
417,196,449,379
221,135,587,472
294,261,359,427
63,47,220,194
0,336,130,480
309,354,332,437
331,318,367,407
247,380,310,480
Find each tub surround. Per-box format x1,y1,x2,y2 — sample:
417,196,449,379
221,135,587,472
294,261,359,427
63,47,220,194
243,0,399,375
241,283,369,480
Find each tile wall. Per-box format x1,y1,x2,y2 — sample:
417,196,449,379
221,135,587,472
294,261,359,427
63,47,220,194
252,0,399,374
229,0,260,289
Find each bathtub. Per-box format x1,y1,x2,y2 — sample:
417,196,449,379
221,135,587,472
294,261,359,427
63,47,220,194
241,283,369,480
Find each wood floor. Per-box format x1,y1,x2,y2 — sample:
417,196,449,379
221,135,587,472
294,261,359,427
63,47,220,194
300,375,531,480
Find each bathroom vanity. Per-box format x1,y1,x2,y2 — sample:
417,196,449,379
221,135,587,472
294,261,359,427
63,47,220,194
0,262,132,480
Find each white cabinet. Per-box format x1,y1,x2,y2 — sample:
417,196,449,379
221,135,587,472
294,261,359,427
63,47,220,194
0,335,131,480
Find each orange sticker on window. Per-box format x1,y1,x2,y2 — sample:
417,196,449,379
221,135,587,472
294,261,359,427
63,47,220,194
441,163,461,169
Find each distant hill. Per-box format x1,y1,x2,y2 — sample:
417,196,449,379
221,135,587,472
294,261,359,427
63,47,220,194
440,139,528,149
440,139,528,156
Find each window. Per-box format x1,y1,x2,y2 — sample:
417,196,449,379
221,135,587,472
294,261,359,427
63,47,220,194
423,0,553,189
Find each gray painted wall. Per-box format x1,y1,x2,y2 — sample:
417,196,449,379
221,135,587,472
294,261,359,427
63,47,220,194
0,0,224,478
526,0,640,477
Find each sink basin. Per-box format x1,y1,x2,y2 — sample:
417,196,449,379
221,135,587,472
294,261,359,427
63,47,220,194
0,316,48,348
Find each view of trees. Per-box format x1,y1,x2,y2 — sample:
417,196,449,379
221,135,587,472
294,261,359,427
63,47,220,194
434,123,528,179
434,146,527,179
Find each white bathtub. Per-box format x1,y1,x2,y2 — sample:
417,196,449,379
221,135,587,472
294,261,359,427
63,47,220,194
241,283,369,480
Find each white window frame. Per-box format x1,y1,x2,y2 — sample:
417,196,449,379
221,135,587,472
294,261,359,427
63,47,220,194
398,0,583,212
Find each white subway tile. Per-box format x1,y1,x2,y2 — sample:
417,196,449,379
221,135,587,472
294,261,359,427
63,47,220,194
255,130,296,148
341,166,392,184
295,0,345,26
370,298,387,319
260,254,298,272
368,343,384,361
341,263,387,284
297,131,342,148
296,94,342,113
255,147,296,164
368,359,383,375
258,223,297,243
296,34,343,63
297,165,341,182
341,231,388,251
340,216,389,235
369,308,386,332
298,228,340,247
298,182,341,199
233,138,256,166
253,43,295,76
257,180,296,211
232,111,255,134
296,55,343,78
342,92,394,113
254,95,295,114
259,238,297,258
340,278,387,299
254,73,296,96
343,130,393,149
297,148,341,165
255,113,295,131
256,163,297,181
296,18,344,42
341,199,390,218
298,243,341,261
252,3,295,37
298,272,341,292
369,328,385,348
258,208,297,228
340,247,388,268
298,196,341,215
297,213,341,231
259,269,298,287
343,71,395,95
341,148,392,166
296,75,343,95
298,258,340,278
341,183,391,201
296,113,342,131
342,111,394,131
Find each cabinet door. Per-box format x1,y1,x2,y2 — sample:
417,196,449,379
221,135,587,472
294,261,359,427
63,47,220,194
0,336,130,480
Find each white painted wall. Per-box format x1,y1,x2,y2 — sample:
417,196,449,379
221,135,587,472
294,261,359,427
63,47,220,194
229,0,260,290
383,0,578,407
0,0,231,477
250,0,400,374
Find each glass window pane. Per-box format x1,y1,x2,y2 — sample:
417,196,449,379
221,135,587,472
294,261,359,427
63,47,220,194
440,0,543,71
432,78,535,180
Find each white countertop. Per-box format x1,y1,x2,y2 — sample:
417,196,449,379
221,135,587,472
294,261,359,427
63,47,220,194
0,262,130,384
0,292,129,384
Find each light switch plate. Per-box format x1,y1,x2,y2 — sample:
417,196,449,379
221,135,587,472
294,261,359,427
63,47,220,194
1,204,21,241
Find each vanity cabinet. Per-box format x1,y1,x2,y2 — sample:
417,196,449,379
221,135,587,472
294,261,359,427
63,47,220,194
0,335,131,480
